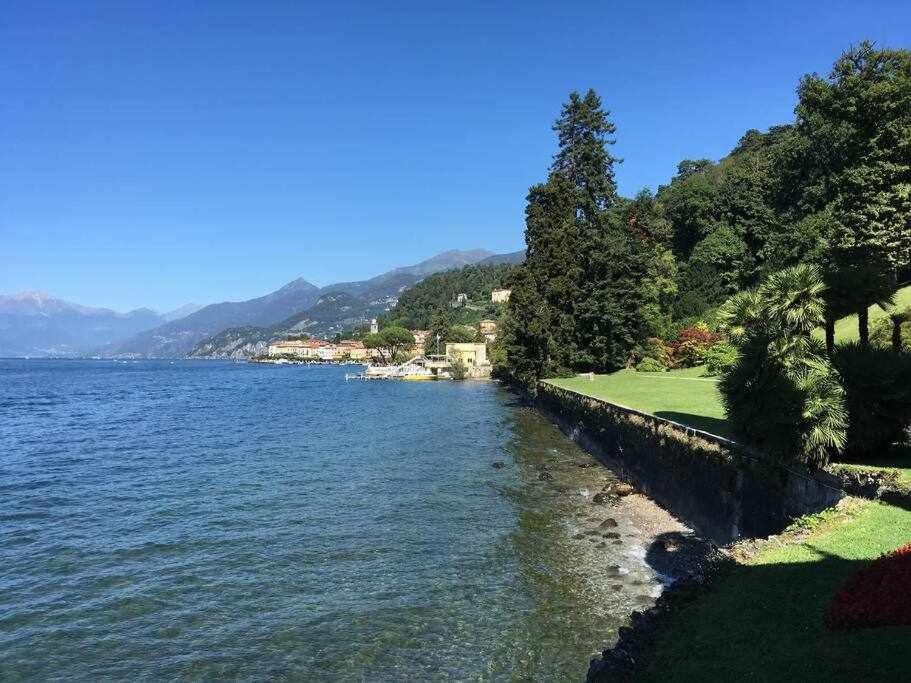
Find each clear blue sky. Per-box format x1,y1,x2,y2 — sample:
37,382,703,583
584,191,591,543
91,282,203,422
2,1,909,312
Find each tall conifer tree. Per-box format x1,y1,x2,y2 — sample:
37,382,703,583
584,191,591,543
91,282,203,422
507,89,654,381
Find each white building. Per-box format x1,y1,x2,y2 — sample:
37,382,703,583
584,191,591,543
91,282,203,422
491,289,511,304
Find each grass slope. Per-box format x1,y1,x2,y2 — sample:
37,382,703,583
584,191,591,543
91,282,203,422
547,367,731,438
831,283,911,343
548,368,911,481
640,500,911,681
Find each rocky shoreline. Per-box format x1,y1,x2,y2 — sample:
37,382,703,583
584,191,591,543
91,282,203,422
508,429,723,679
584,497,873,680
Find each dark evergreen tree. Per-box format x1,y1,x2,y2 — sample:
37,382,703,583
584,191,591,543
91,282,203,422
505,174,579,384
507,89,651,380
552,90,652,370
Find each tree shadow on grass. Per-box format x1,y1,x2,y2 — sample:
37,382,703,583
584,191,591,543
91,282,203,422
837,443,911,472
653,411,733,439
628,528,910,681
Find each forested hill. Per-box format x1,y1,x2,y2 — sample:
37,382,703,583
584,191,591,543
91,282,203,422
383,262,517,330
504,41,911,386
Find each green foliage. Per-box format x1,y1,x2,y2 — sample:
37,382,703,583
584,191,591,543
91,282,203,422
638,337,672,367
720,264,847,465
635,356,665,373
673,224,749,319
704,341,739,376
447,324,479,343
379,326,414,355
670,322,718,368
449,358,468,381
661,162,720,259
363,326,414,363
795,42,911,270
575,213,655,370
551,89,619,216
505,42,911,402
832,342,911,461
621,190,679,338
386,263,516,330
506,89,643,384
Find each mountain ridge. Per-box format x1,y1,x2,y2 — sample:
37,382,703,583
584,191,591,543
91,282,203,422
116,249,504,358
0,294,200,357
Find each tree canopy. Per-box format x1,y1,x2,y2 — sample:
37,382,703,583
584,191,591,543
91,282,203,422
499,42,911,390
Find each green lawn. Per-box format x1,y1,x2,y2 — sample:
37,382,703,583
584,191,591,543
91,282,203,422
547,367,911,482
639,500,911,680
547,367,731,438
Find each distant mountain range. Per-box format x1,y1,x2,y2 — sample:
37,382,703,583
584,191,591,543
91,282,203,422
0,293,201,357
2,248,524,359
477,250,525,266
126,248,523,358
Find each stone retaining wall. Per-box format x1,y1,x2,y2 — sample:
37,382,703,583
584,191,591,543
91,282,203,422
534,381,844,544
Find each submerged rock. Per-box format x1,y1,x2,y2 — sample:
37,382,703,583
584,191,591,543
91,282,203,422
538,470,553,481
614,483,635,496
591,492,612,505
492,461,506,469
599,518,618,529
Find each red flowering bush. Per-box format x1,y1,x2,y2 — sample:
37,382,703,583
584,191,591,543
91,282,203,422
670,323,720,368
826,542,911,630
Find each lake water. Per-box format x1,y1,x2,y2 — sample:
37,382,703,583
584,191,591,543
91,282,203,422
0,360,666,681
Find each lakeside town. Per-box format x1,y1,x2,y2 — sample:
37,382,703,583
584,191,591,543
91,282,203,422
255,288,511,380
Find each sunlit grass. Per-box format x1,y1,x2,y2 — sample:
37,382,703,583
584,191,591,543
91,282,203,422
640,501,911,680
546,367,730,437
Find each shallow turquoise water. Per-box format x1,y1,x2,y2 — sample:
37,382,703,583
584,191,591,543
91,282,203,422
0,360,662,681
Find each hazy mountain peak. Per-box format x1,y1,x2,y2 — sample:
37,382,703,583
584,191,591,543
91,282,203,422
274,277,319,294
0,291,104,317
11,290,53,302
0,293,166,357
162,303,204,322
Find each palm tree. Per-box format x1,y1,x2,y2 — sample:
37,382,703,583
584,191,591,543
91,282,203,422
889,308,911,352
760,263,827,338
720,264,847,466
824,246,895,346
719,289,763,343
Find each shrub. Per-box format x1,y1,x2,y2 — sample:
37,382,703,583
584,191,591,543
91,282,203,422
832,343,911,460
449,358,468,380
827,542,911,631
448,325,480,343
671,322,718,367
704,341,739,376
638,337,672,366
636,357,666,373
